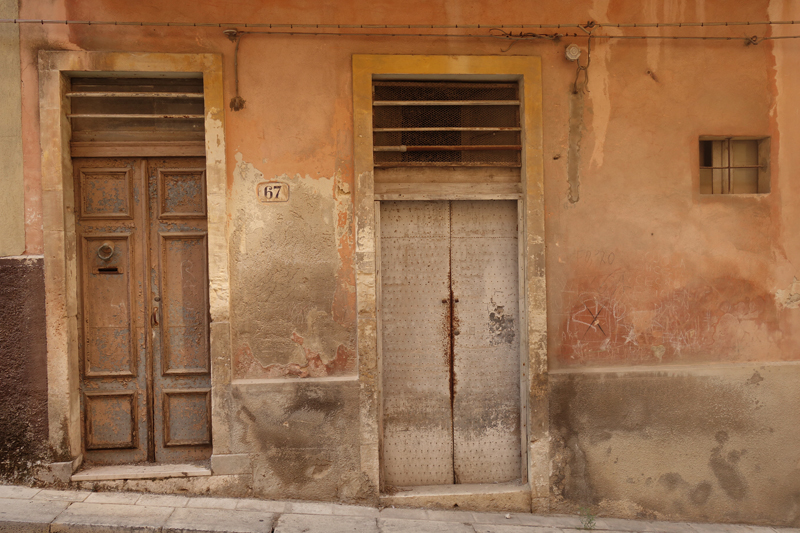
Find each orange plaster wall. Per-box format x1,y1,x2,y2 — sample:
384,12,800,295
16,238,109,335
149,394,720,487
18,0,800,373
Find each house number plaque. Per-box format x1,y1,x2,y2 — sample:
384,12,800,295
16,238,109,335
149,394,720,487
257,181,289,203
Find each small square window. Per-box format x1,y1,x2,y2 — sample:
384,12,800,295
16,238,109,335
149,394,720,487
699,137,769,194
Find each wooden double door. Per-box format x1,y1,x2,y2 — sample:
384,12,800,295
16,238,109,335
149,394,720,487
380,200,523,486
75,157,211,464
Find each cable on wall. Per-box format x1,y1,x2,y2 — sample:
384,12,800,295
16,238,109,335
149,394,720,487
2,19,800,29
5,17,800,110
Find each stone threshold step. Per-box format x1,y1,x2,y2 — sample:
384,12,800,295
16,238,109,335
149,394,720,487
72,463,211,482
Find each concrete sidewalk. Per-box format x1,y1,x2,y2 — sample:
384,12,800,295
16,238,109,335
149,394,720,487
0,485,795,533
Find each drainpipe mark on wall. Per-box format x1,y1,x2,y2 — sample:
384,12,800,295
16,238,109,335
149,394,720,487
568,91,584,204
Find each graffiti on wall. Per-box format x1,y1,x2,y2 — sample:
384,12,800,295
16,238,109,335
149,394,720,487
559,250,781,365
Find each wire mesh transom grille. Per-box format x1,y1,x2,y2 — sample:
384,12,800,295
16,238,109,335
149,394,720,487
373,81,521,167
68,78,205,143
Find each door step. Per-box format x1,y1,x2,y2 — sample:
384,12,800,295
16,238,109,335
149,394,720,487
380,482,531,513
72,463,211,482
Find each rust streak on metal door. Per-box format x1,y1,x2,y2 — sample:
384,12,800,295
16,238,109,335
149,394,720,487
380,200,521,487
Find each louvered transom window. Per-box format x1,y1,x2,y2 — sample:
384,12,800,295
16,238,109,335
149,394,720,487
372,81,521,167
68,77,205,144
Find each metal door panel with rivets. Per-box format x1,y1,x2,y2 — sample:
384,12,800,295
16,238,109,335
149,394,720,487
380,200,521,486
450,201,521,483
380,201,453,486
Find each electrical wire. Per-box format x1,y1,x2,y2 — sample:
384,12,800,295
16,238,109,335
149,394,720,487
3,18,799,44
224,29,800,45
1,19,800,30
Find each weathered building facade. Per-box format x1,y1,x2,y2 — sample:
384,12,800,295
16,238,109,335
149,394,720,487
1,0,800,527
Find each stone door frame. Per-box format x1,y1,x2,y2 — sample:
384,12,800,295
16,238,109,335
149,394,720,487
38,51,231,468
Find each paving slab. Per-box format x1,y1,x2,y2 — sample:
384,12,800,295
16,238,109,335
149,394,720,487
286,501,337,515
163,507,274,533
0,485,41,499
425,509,480,522
0,497,70,533
136,493,190,508
187,496,240,510
688,524,776,533
600,517,692,532
331,504,381,517
516,514,586,529
378,517,475,533
33,489,91,502
84,492,142,505
473,524,564,533
379,507,430,520
51,502,174,532
275,514,378,533
236,498,287,513
471,512,525,525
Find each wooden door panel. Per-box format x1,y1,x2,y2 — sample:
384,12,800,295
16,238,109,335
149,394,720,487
148,158,212,464
157,167,207,219
84,392,138,450
450,201,521,484
75,158,148,464
159,232,209,375
77,156,210,465
81,234,135,377
77,166,134,220
380,201,453,486
162,389,211,447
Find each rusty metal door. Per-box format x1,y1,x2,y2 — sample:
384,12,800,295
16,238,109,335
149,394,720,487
450,201,521,483
380,201,453,485
380,200,521,486
75,157,211,464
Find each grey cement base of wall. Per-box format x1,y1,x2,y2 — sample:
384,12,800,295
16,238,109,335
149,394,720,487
226,379,373,504
549,363,800,527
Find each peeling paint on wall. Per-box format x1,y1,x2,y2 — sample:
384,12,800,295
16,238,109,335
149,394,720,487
230,154,356,379
775,277,800,309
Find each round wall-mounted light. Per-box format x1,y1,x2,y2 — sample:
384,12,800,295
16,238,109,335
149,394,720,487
565,44,582,62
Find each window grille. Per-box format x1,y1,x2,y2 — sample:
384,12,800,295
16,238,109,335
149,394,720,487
699,137,769,195
372,81,521,167
68,77,205,143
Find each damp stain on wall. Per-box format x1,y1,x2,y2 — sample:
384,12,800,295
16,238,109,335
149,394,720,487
549,365,800,526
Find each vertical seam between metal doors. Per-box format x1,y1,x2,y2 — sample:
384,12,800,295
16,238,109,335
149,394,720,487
375,200,385,491
517,197,529,483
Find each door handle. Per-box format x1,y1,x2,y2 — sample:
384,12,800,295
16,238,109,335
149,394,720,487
151,306,159,327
